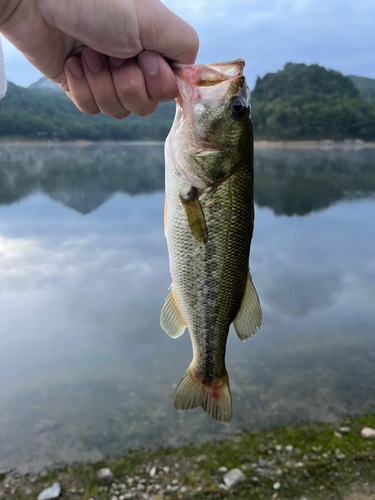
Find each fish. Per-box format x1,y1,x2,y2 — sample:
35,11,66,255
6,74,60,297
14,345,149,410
161,59,262,423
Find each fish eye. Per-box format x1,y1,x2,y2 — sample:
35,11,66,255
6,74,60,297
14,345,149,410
229,97,248,120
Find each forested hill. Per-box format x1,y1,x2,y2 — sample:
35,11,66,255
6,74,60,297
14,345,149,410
252,63,375,141
1,63,375,141
348,75,375,102
0,82,175,141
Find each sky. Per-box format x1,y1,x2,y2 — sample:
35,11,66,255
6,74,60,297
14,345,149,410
2,0,375,88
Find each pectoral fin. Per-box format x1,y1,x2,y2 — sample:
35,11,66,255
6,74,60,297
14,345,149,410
160,288,186,338
179,187,208,244
233,270,262,342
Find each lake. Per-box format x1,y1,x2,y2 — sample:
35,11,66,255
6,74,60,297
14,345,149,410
0,142,374,472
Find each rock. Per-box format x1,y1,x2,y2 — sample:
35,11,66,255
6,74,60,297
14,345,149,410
334,431,342,439
37,482,61,500
223,468,246,489
162,466,170,474
256,467,272,476
149,466,157,478
294,462,304,468
97,469,114,485
195,455,207,463
165,485,180,495
180,486,188,493
275,445,282,452
218,466,228,473
339,426,350,434
257,443,267,453
285,444,294,453
250,476,259,484
361,427,375,439
273,482,280,490
25,489,33,496
137,484,145,491
218,483,227,490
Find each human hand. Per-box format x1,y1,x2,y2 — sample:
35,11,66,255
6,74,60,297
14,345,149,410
0,0,199,118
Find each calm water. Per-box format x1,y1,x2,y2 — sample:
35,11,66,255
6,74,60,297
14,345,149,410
0,143,374,472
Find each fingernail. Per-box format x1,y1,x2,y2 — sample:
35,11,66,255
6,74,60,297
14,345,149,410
110,57,125,68
66,57,83,79
84,48,102,73
138,51,159,76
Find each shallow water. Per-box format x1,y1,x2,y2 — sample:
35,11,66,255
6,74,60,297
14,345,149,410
0,143,374,471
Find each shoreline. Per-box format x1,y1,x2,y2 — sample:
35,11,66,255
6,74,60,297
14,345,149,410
1,139,375,149
2,413,375,500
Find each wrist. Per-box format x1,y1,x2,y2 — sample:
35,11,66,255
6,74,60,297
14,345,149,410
0,0,21,28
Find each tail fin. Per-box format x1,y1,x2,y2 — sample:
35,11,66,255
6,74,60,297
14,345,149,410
173,365,232,422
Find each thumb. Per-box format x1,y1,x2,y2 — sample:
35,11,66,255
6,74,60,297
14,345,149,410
136,0,199,64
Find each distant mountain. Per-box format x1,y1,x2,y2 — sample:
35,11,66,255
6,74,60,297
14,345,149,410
252,62,375,141
29,77,61,91
347,75,375,102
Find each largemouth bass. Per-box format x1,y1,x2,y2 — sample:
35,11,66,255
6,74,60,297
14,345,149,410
161,59,262,423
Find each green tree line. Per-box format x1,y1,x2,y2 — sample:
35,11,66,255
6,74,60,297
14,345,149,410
1,62,374,141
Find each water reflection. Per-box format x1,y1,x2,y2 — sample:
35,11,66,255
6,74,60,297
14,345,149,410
1,144,375,215
0,144,374,472
254,147,375,215
0,143,164,212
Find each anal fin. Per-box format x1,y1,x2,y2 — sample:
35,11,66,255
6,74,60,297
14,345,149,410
160,288,186,338
233,269,262,342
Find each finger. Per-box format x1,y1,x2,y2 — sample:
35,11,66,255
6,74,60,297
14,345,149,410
110,57,158,117
65,57,100,115
136,0,199,64
81,48,131,120
137,51,178,103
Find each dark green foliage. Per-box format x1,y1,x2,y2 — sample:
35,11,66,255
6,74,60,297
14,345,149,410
252,63,375,140
0,82,175,140
348,75,375,102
